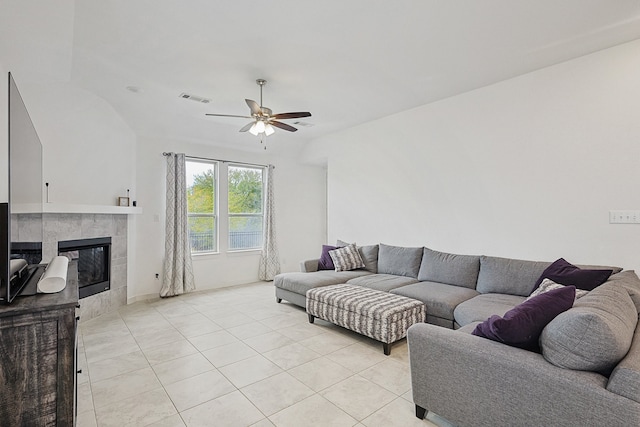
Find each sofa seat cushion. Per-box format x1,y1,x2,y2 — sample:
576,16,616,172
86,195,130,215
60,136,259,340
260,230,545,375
476,256,551,297
540,282,638,374
346,274,418,292
453,293,526,326
417,248,480,289
274,270,372,295
391,281,479,321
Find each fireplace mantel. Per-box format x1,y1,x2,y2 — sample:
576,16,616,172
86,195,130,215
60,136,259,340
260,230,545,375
13,203,142,215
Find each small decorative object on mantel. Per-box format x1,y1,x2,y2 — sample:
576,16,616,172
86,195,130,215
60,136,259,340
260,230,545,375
118,189,130,207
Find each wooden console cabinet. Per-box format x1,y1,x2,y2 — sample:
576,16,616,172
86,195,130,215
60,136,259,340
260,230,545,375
0,273,79,426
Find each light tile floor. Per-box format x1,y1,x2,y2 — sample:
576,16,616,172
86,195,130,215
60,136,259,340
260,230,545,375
77,282,453,427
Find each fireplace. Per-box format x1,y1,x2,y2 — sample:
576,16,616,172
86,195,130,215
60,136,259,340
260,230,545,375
58,237,111,299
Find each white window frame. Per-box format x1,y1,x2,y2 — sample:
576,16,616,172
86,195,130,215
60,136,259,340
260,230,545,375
227,164,265,252
185,158,219,255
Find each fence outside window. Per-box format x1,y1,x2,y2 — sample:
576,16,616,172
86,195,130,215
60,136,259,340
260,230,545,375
189,230,262,252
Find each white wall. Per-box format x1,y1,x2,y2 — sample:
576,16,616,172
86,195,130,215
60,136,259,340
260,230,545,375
18,81,137,206
0,0,136,206
132,137,326,301
308,39,640,273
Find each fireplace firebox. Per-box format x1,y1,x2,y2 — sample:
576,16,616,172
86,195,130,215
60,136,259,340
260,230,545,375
58,237,111,299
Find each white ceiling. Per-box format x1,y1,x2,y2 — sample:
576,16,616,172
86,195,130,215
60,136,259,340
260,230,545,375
9,1,640,153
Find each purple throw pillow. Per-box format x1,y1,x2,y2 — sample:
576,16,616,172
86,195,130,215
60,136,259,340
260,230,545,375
472,285,576,351
532,258,612,292
318,245,340,270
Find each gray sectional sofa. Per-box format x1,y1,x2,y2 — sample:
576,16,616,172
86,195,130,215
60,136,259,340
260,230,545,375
273,243,640,426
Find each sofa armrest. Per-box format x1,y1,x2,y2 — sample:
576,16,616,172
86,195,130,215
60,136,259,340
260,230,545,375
300,258,319,273
407,323,640,427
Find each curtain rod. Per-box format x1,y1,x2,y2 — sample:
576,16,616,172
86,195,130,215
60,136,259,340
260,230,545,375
162,152,273,169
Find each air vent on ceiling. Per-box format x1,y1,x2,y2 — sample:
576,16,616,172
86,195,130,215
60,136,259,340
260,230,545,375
179,92,211,104
292,121,314,127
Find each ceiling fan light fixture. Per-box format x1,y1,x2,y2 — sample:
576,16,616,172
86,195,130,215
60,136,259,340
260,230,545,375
264,123,275,136
249,122,259,135
254,120,266,134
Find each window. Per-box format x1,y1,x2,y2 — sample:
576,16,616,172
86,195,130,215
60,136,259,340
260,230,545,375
186,160,217,253
228,165,264,250
184,160,264,254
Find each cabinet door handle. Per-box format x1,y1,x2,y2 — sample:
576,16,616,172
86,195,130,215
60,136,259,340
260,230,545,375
77,369,82,374
76,316,80,321
76,304,80,309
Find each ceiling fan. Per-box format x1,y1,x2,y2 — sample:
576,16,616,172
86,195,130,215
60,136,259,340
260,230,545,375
205,79,311,137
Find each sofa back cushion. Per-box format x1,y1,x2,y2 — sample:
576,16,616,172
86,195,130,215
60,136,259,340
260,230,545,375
605,270,640,312
377,244,423,278
476,256,550,296
540,283,638,374
417,248,480,289
358,244,379,273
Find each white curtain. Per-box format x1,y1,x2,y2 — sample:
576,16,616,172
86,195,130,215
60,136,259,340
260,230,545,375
161,153,196,297
259,165,281,280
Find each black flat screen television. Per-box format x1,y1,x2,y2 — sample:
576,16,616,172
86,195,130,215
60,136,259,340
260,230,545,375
0,73,44,303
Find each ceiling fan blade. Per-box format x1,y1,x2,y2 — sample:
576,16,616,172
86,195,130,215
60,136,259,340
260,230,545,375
205,113,253,119
272,112,312,120
245,99,262,116
239,121,255,132
270,121,298,132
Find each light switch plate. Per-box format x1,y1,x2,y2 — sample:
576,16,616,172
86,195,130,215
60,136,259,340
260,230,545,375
609,210,640,224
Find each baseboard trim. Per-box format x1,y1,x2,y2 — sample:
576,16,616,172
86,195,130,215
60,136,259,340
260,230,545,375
127,293,159,304
127,281,272,305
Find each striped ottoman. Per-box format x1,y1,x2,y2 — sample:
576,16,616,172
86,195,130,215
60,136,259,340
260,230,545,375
306,284,426,355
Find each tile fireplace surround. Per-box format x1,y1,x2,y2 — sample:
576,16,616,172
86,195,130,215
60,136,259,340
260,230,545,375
12,213,128,321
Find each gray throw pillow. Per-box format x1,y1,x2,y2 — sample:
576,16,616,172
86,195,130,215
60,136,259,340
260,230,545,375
417,248,480,289
377,244,423,278
540,283,638,374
